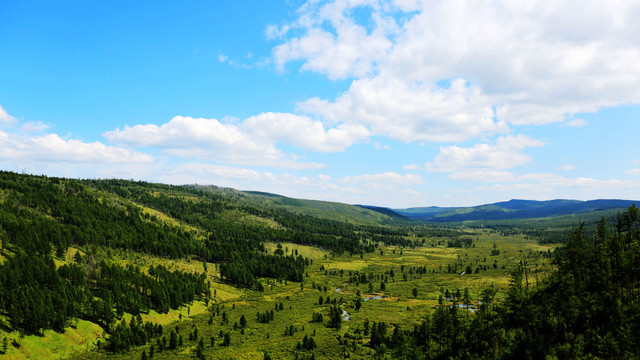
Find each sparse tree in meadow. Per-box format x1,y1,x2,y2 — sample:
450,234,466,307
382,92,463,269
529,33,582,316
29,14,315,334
222,332,231,347
169,330,178,350
328,304,343,330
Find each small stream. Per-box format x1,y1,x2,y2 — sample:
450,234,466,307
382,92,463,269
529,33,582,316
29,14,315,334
453,303,475,313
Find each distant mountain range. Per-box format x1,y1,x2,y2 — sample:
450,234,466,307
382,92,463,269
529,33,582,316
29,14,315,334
360,199,640,222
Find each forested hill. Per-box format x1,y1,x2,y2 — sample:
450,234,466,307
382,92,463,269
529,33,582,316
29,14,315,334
0,171,452,338
186,186,401,225
392,199,639,221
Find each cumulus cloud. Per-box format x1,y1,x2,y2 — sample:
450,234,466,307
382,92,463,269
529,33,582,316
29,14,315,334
0,132,153,164
0,105,16,124
339,172,424,186
448,170,518,183
561,118,588,127
241,112,370,152
271,0,397,79
426,135,544,173
272,0,640,132
300,77,507,143
104,114,368,169
477,173,637,200
22,121,50,133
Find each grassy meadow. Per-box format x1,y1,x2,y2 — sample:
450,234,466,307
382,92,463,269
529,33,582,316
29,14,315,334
0,230,556,360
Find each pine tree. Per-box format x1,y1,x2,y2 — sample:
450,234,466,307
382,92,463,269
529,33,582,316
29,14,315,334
169,330,178,350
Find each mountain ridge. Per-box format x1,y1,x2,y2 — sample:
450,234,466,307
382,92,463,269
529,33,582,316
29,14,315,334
356,198,640,222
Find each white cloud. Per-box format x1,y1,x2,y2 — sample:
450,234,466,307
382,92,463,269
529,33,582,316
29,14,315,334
626,168,640,175
0,105,16,124
561,118,588,127
299,77,507,143
218,54,228,62
426,135,544,172
0,132,153,164
557,164,576,171
104,116,319,169
402,164,419,170
241,112,370,152
339,172,424,186
272,0,640,130
271,0,396,80
448,170,517,183
374,142,390,150
476,173,638,200
22,121,50,133
104,114,368,169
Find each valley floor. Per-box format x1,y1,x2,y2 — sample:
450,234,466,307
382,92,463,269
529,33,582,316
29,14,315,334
3,231,557,359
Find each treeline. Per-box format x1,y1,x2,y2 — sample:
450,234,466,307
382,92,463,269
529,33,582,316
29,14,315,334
0,173,196,258
0,172,307,289
363,205,640,359
0,251,205,336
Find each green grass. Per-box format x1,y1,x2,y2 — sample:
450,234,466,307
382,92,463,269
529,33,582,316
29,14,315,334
1,319,105,360
55,231,557,360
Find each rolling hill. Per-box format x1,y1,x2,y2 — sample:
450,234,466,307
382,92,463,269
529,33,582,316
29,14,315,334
365,199,640,222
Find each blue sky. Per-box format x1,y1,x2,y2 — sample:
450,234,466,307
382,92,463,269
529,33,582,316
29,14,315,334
1,0,640,207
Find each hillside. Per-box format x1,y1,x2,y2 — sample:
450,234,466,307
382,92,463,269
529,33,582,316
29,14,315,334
187,186,399,225
1,171,639,359
392,199,639,222
0,171,446,348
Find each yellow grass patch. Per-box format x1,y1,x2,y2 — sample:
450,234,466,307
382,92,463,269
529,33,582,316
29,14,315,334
322,260,368,271
122,301,210,326
2,319,104,360
264,242,330,260
237,214,282,229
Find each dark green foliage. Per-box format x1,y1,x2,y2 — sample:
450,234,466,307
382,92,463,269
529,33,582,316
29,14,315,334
354,295,363,311
328,304,342,330
300,334,317,350
447,237,473,248
0,252,82,334
222,332,231,347
311,312,323,323
108,318,162,353
256,310,275,323
195,338,205,360
284,324,297,336
169,330,178,350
